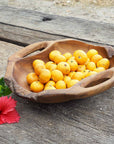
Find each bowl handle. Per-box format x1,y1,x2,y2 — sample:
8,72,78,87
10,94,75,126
70,67,114,99
104,46,114,58
5,41,54,89
9,41,54,59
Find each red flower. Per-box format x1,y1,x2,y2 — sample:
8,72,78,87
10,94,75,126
0,96,20,124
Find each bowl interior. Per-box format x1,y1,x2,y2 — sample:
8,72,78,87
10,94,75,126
13,40,114,91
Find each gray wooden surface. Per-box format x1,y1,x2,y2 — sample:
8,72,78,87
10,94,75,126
0,6,114,46
0,41,114,144
0,6,114,144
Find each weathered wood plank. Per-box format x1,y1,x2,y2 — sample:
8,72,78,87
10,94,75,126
0,6,114,46
0,41,23,77
0,41,114,144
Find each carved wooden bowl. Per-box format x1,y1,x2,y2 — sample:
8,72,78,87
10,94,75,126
5,39,114,103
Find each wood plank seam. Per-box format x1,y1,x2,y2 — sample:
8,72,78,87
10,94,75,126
0,22,114,47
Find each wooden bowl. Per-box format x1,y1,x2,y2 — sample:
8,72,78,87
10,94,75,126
5,39,114,103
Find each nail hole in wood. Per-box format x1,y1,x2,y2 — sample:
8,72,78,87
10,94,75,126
42,17,52,21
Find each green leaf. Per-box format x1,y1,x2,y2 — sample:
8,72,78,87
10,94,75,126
0,85,4,97
0,77,12,97
0,77,5,86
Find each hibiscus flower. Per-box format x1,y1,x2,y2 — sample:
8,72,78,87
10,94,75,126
0,96,20,124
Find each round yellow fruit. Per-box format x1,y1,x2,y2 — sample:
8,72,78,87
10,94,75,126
94,67,105,73
97,58,110,69
39,69,51,83
45,61,57,71
57,62,70,75
54,54,66,64
34,63,46,75
45,80,56,87
86,71,97,77
77,65,86,72
72,72,84,81
68,71,76,79
91,54,102,64
45,61,54,69
44,85,56,90
87,62,96,71
51,70,63,82
67,59,78,71
33,59,45,68
87,49,98,59
63,52,72,60
30,81,44,92
55,80,66,89
49,50,61,61
64,76,71,84
82,70,91,78
84,58,90,66
68,56,75,61
67,79,79,88
26,72,39,84
73,50,88,65
49,64,57,71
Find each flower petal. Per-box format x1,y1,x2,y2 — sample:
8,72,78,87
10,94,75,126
0,116,4,124
0,96,17,114
1,109,20,124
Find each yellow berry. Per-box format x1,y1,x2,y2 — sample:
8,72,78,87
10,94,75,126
67,59,78,71
67,79,79,88
45,80,56,87
51,70,63,82
72,72,84,81
39,69,51,83
49,50,61,61
54,54,66,64
87,62,96,71
82,70,91,78
30,81,44,92
44,85,56,90
86,71,97,77
57,62,70,75
45,61,57,71
45,61,54,69
97,58,110,69
87,49,98,59
91,54,103,64
77,65,86,72
63,52,72,60
68,56,75,61
33,59,45,68
26,72,39,84
64,76,71,84
56,80,66,89
94,67,105,73
68,71,76,79
73,50,88,65
34,63,46,75
85,58,90,66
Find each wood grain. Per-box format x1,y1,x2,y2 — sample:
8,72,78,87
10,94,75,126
0,6,114,46
0,41,114,144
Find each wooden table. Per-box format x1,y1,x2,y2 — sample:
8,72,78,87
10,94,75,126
0,6,114,144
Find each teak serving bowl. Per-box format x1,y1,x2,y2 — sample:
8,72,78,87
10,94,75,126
5,39,114,103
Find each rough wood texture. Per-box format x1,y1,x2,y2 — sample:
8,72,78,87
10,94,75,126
5,39,114,103
0,41,114,144
0,6,114,46
0,41,23,77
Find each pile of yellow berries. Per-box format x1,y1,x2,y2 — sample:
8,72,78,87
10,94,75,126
26,49,110,93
